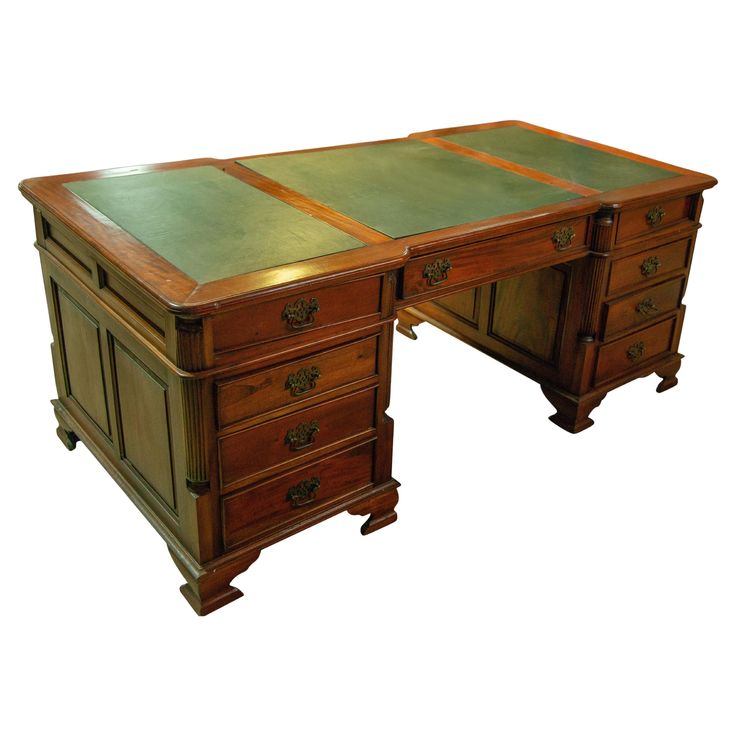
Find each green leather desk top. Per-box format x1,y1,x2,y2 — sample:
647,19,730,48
65,166,364,284
441,126,677,192
237,140,579,238
61,123,687,286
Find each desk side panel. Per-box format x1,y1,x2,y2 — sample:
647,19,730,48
39,248,214,562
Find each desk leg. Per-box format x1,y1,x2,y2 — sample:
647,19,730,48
396,309,424,340
54,404,78,451
655,354,682,393
348,483,400,535
541,385,607,434
168,547,261,616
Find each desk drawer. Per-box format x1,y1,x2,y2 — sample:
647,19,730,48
616,195,693,243
216,335,378,428
595,317,677,385
219,387,376,491
602,277,684,339
400,217,588,299
608,238,691,295
222,441,374,549
212,276,382,354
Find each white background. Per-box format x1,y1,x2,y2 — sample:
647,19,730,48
1,2,734,734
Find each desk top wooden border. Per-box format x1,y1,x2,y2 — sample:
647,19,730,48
20,121,716,315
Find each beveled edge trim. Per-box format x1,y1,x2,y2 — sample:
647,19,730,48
21,123,717,315
422,136,600,196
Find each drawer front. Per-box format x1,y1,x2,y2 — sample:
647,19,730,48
222,441,374,549
617,196,693,243
608,238,690,295
595,317,677,385
602,277,684,339
216,335,378,429
212,276,382,354
400,217,588,299
219,387,376,491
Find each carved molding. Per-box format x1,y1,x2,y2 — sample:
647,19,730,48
578,207,618,342
175,316,205,371
181,379,209,496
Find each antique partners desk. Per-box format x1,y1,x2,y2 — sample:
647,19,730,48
20,121,716,614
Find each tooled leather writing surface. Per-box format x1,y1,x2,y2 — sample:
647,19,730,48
441,125,679,191
238,139,580,238
65,165,365,283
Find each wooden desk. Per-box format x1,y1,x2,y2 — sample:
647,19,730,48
20,121,716,614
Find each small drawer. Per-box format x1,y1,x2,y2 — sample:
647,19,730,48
212,276,382,354
616,195,693,243
219,387,376,492
602,277,684,339
608,238,691,295
595,317,677,386
216,335,378,429
400,217,588,299
222,441,374,549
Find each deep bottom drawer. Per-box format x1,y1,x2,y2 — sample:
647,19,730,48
595,317,677,385
222,441,375,549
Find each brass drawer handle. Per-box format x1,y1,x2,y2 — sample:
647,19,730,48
282,296,320,329
635,297,659,317
646,205,666,227
285,420,320,451
626,341,646,362
285,366,321,396
640,255,661,277
286,477,320,508
423,257,452,286
551,226,576,251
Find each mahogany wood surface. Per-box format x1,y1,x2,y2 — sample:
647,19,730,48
20,121,716,614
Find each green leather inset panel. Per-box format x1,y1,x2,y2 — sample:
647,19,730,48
237,140,579,239
442,126,678,191
65,166,365,283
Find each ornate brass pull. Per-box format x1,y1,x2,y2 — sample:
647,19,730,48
626,341,646,362
285,420,320,451
286,477,320,508
423,258,452,286
640,255,661,278
282,297,320,329
285,366,321,397
551,226,576,251
635,297,659,317
646,205,666,227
